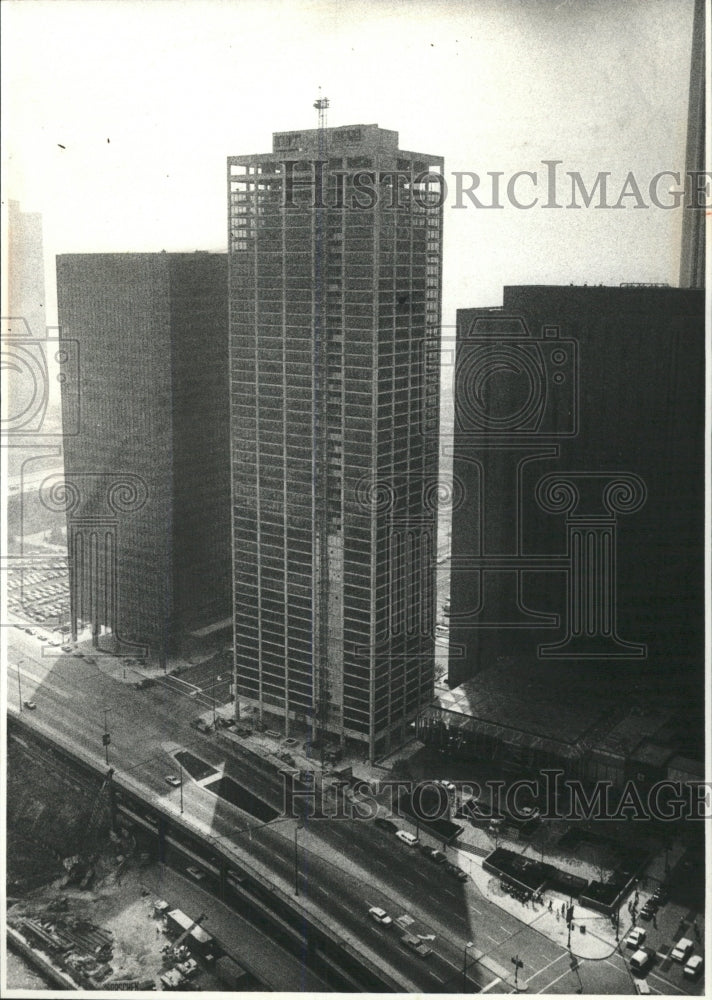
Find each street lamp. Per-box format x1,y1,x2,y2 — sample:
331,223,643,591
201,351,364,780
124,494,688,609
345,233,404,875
462,940,474,991
511,954,524,992
16,659,24,710
102,707,111,765
294,821,304,897
179,761,184,814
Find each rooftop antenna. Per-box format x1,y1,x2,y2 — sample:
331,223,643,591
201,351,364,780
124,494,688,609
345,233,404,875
313,88,329,131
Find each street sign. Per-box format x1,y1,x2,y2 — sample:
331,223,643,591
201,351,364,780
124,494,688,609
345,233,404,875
102,733,111,746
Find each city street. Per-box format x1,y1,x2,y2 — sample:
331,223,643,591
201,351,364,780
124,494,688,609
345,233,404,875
7,626,697,995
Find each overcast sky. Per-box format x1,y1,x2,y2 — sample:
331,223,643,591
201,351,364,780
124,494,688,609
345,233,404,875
2,0,696,326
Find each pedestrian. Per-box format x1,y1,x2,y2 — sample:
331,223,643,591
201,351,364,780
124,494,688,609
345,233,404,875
548,899,553,911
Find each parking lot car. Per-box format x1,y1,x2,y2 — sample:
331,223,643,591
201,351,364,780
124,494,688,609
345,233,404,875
626,928,646,949
395,830,419,847
629,948,652,974
374,817,398,833
186,866,205,881
368,906,392,926
652,886,670,905
671,937,693,963
639,903,657,922
444,862,468,881
23,701,37,711
401,933,432,958
683,954,703,979
164,775,181,787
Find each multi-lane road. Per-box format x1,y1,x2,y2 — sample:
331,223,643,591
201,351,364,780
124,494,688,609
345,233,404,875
6,628,650,993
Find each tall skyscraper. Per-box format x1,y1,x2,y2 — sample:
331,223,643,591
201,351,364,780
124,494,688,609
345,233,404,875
447,285,704,733
57,253,231,664
228,123,443,759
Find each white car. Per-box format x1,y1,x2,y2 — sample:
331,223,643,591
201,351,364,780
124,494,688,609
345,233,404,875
395,830,419,847
683,954,703,979
368,906,392,926
626,928,646,949
630,949,651,973
164,774,181,787
671,937,693,963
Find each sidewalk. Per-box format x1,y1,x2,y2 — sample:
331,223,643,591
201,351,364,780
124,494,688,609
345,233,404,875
456,849,630,961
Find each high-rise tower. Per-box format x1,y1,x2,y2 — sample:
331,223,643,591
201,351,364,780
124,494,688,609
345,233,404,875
228,123,443,759
57,253,231,664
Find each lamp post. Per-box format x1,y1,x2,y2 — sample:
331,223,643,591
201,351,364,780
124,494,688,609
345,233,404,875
511,954,524,992
463,940,473,991
102,707,111,765
294,823,302,897
16,659,24,710
179,762,184,815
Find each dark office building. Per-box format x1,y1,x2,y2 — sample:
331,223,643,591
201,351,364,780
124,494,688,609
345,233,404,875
228,124,443,758
56,253,231,663
447,285,704,728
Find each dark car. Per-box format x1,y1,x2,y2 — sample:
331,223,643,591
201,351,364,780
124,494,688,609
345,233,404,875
639,904,657,922
420,846,447,864
652,886,670,904
444,861,469,881
374,817,398,833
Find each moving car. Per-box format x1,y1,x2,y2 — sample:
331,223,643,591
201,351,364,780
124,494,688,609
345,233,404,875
671,938,693,963
401,933,432,958
395,830,419,847
164,774,182,787
626,928,646,949
683,954,703,979
186,866,205,881
368,906,392,926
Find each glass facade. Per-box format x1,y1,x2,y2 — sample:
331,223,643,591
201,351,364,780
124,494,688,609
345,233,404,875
228,125,443,758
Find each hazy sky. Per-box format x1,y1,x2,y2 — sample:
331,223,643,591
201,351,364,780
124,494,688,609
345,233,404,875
2,0,696,326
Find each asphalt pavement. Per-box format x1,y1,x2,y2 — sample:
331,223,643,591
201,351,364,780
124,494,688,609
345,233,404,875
6,627,658,994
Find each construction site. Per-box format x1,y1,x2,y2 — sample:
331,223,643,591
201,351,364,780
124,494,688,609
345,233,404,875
7,729,260,991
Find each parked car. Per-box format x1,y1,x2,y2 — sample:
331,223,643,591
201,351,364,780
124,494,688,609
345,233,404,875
629,948,652,973
395,830,419,847
185,866,205,881
444,862,468,881
683,954,703,979
652,886,670,905
374,817,398,833
626,928,646,949
23,700,37,711
671,938,693,963
401,933,432,958
639,903,657,922
420,846,447,864
368,906,392,926
164,774,181,787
